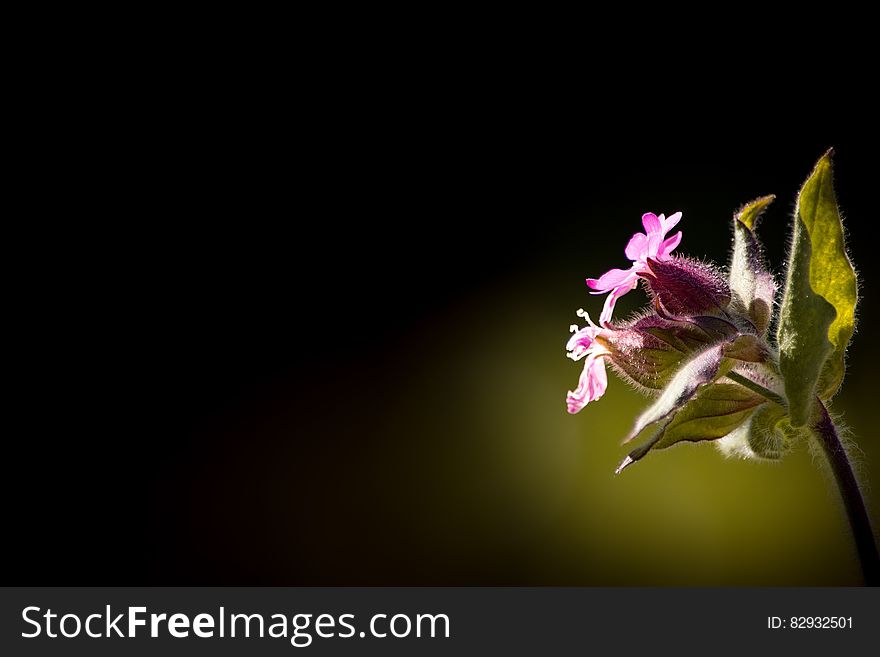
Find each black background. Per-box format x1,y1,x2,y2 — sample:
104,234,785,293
10,49,876,584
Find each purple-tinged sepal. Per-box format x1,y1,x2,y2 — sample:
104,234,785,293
641,256,731,318
598,313,730,392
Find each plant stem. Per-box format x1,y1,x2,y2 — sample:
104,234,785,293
813,402,880,585
726,371,786,406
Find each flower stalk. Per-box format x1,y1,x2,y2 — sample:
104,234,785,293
812,403,880,585
725,371,786,406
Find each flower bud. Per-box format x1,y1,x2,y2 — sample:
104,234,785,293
641,256,731,317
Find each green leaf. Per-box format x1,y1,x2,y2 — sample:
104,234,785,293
777,220,835,425
617,381,763,472
655,383,765,449
624,344,728,443
777,150,857,425
800,151,858,399
729,195,776,335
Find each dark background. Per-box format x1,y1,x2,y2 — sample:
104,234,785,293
11,66,877,584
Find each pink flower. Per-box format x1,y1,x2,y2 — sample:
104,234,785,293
566,310,611,413
586,212,683,325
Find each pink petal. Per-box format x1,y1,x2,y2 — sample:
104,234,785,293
624,232,648,261
566,325,595,357
661,211,682,232
598,277,638,325
587,355,608,400
566,391,586,414
645,232,663,259
641,212,662,235
586,267,636,293
566,354,608,414
658,230,682,259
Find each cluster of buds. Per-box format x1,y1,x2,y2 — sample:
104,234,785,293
566,203,796,473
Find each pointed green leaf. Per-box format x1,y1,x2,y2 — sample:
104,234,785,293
777,150,857,425
617,381,764,472
799,151,858,398
729,195,776,335
624,344,728,442
655,383,765,449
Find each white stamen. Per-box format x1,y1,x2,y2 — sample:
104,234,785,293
576,308,598,328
